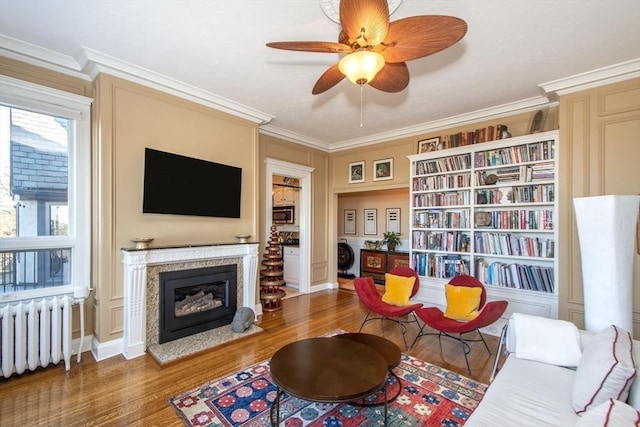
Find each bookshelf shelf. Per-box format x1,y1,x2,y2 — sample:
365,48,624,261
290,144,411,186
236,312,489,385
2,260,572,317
407,130,559,320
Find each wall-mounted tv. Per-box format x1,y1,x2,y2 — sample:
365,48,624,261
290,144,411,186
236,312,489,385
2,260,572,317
143,148,242,218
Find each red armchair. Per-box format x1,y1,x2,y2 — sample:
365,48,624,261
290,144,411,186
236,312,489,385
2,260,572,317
353,266,423,349
411,275,508,374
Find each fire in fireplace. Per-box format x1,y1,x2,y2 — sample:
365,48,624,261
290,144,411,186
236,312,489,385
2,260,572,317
159,264,237,343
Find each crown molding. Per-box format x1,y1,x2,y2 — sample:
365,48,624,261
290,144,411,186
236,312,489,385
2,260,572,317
540,58,640,97
0,36,274,125
0,35,89,80
259,124,330,151
327,96,555,152
75,47,274,125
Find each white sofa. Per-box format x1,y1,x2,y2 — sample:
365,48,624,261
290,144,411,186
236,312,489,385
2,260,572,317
466,315,640,426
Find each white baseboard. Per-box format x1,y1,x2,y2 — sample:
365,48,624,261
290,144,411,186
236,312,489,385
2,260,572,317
91,336,124,361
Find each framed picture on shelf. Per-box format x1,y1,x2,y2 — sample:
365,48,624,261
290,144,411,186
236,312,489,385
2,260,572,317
344,209,356,235
528,109,548,134
364,208,377,235
373,158,393,181
385,208,401,234
348,161,365,184
417,137,440,153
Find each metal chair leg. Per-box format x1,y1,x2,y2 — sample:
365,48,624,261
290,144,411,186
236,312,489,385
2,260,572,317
460,333,472,375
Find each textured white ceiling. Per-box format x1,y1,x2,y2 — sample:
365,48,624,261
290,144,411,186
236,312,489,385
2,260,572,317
1,0,639,150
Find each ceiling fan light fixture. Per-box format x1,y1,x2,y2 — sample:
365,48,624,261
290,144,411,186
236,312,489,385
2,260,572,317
338,50,385,85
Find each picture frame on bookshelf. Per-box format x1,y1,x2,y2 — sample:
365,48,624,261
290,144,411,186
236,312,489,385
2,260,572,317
373,158,393,181
364,208,377,235
417,137,440,153
344,209,356,235
348,161,365,184
528,109,548,134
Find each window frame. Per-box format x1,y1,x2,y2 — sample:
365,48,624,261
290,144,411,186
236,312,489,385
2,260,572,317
0,75,92,300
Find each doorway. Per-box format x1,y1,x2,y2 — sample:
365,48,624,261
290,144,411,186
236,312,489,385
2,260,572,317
265,158,314,295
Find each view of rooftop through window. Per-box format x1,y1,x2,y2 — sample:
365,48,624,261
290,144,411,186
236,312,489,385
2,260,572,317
0,106,71,292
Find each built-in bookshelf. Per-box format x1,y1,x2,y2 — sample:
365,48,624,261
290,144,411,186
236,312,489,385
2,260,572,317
407,130,559,320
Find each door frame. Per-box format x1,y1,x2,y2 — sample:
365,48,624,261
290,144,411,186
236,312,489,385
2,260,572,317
265,158,314,294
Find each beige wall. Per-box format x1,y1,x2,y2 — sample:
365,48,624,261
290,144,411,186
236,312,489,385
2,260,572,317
259,134,330,285
558,78,640,338
91,74,260,343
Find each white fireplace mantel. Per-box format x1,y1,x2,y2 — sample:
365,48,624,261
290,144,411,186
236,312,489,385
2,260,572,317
121,243,259,359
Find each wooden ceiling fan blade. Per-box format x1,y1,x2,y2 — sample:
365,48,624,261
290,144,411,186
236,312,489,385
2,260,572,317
379,16,467,63
339,0,389,46
266,41,352,53
312,64,346,95
368,62,409,93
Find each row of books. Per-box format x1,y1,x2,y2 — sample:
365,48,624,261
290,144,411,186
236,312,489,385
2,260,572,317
412,253,470,278
413,210,469,229
439,124,510,149
475,209,554,231
476,184,554,205
474,232,554,258
412,173,471,191
415,153,472,174
476,167,555,186
413,191,470,208
475,259,554,293
412,230,471,252
474,140,555,167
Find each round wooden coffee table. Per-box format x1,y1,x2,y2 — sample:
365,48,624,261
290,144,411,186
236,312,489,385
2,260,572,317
335,332,403,403
269,336,389,426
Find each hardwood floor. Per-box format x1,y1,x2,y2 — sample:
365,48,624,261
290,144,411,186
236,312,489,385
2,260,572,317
0,289,502,426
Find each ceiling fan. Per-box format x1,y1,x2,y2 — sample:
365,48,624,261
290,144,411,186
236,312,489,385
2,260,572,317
266,0,467,95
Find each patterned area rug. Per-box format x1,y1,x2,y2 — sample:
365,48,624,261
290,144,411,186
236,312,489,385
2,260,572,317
169,353,487,426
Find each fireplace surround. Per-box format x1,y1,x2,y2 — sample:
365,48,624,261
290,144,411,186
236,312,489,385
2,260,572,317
122,243,259,359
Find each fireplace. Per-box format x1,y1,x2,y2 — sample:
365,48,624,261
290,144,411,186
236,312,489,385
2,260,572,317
159,264,237,343
121,243,259,360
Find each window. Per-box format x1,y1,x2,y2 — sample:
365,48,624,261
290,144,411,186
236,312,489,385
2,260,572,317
0,76,91,299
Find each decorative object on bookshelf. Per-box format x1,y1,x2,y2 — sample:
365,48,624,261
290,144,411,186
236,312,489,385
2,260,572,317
348,160,365,184
484,174,498,185
418,137,440,153
382,231,401,251
475,211,492,227
528,109,547,134
373,158,393,181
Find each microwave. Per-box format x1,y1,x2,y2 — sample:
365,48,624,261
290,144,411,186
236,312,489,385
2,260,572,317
273,206,295,224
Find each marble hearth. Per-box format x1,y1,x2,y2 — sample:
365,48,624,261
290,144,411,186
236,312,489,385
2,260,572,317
122,243,259,359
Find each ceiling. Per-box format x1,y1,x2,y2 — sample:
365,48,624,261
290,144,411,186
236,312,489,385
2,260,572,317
1,1,639,151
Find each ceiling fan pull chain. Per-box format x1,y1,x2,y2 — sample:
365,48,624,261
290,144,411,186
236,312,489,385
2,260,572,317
360,83,364,128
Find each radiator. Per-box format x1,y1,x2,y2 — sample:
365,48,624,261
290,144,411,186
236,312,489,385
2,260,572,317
0,294,72,378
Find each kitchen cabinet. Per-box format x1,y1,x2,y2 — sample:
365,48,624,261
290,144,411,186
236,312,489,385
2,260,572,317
273,186,295,206
282,246,299,287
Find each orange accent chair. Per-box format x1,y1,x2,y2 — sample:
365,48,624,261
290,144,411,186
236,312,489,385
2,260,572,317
411,275,508,374
353,266,423,349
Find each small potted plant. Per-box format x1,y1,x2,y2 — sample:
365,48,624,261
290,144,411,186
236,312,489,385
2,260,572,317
382,232,401,251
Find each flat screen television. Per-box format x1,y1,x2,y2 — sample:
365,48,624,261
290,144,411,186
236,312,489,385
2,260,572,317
143,148,242,218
